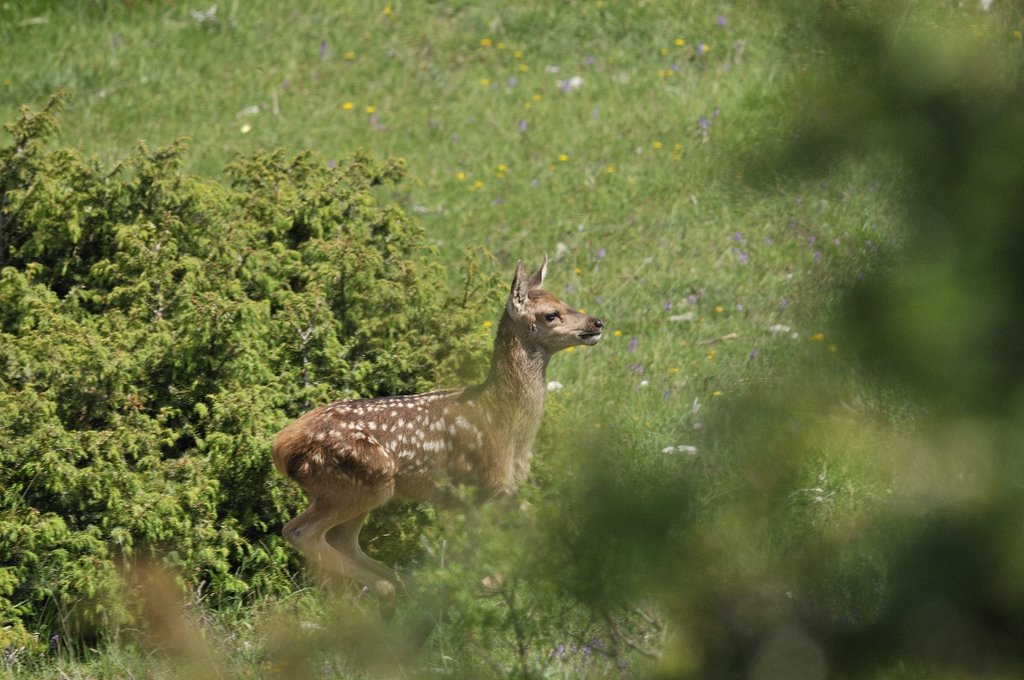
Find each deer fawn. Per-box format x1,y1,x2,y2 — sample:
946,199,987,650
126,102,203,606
272,256,604,601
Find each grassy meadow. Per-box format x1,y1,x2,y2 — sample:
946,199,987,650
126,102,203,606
3,1,1024,678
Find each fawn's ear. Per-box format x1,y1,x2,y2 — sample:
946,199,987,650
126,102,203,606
507,259,531,318
527,254,548,290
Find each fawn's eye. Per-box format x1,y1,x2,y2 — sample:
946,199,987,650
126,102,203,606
544,311,560,323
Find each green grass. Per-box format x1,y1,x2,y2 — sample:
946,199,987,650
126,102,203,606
3,0,1024,677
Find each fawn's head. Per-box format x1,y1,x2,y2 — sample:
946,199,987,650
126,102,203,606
505,256,604,353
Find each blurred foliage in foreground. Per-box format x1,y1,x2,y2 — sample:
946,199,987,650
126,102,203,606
0,93,496,651
557,2,1024,678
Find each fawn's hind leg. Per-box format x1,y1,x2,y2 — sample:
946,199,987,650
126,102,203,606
283,484,397,600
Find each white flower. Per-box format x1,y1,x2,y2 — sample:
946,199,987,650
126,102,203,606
546,381,564,391
768,324,791,334
662,445,699,455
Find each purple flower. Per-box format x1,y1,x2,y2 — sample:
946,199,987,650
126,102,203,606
699,115,711,130
320,40,329,60
491,196,505,206
717,14,727,26
663,300,673,310
597,247,607,259
630,362,645,374
749,348,760,360
628,336,638,353
518,119,528,133
565,283,574,294
696,42,708,55
813,250,822,263
686,293,699,304
780,297,789,310
764,235,773,245
663,388,671,399
734,231,745,243
507,76,519,88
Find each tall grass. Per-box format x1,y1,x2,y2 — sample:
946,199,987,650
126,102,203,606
3,0,1024,677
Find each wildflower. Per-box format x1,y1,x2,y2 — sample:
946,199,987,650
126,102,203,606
706,349,717,360
514,50,523,59
768,324,791,334
696,42,710,55
344,50,356,60
546,381,564,391
699,115,711,130
365,105,377,114
714,305,724,314
497,42,506,49
480,78,491,87
606,163,616,174
613,329,622,337
342,101,355,111
532,93,542,101
518,63,529,72
652,140,664,149
470,179,484,190
663,300,672,310
675,38,686,46
558,153,570,162
480,37,493,47
663,445,699,455
455,171,467,181
574,266,582,274
557,75,584,92
597,248,607,259
810,332,825,342
749,348,760,359
320,40,329,60
828,343,838,353
712,390,723,397
483,320,493,328
628,336,638,353
240,123,252,134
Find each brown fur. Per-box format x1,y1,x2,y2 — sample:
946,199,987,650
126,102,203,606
272,257,604,601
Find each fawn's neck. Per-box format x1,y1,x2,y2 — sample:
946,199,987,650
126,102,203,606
480,310,549,418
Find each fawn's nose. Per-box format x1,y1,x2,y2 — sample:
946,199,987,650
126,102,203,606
593,318,605,331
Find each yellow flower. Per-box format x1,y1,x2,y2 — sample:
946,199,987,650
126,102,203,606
558,153,570,162
342,101,355,111
828,343,838,353
707,349,717,360
366,105,377,114
480,38,493,47
565,346,576,353
577,308,586,314
518,63,529,72
613,329,623,337
660,47,669,56
480,78,491,87
483,320,493,328
667,367,680,374
240,123,252,134
497,42,506,50
497,163,507,173
575,267,582,274
514,50,523,59
455,171,467,181
675,38,686,46
811,332,825,342
470,179,485,190
712,390,723,397
383,5,392,16
532,93,542,102
714,305,724,314
652,140,663,149
344,50,356,60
